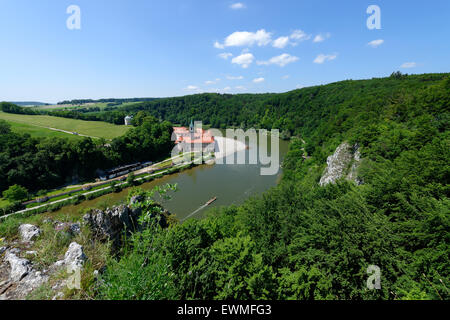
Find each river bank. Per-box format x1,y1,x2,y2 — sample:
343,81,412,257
40,134,290,221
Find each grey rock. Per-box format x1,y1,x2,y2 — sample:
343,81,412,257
346,147,363,185
9,248,20,255
69,223,81,235
0,247,6,255
83,204,140,247
319,142,362,186
54,222,69,232
54,222,81,235
82,199,170,250
63,242,87,270
52,292,64,300
18,224,41,242
11,271,49,299
53,260,65,268
5,251,31,282
42,218,53,224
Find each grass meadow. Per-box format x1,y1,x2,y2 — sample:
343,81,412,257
0,111,130,139
8,121,85,141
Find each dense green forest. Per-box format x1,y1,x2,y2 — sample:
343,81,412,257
22,73,447,136
0,114,173,198
0,102,39,115
1,73,448,299
98,73,449,300
96,73,448,134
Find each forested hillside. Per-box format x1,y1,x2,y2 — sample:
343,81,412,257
100,73,449,300
0,115,173,196
111,73,448,133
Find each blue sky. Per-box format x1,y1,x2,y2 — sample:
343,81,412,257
0,0,449,103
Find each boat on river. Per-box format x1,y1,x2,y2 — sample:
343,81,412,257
206,197,217,206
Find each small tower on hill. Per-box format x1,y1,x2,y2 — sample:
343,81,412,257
189,119,194,133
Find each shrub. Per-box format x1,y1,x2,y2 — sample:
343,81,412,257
2,184,28,202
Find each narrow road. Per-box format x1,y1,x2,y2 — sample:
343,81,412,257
66,153,190,189
46,127,100,139
0,168,175,220
0,155,199,220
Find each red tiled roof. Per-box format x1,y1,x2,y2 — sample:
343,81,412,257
173,126,214,144
178,136,215,144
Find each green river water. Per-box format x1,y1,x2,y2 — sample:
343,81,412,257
48,134,290,221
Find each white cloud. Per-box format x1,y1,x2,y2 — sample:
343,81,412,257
296,84,304,89
205,79,220,85
290,29,311,43
235,86,246,90
272,30,313,48
313,35,324,43
232,53,255,68
203,87,227,93
216,29,272,48
184,85,200,92
272,36,290,49
215,28,316,49
313,53,337,64
204,88,219,93
214,41,225,49
400,62,417,68
226,75,244,80
257,53,299,67
230,2,246,10
313,32,331,43
218,52,233,60
368,39,384,48
253,77,265,83
206,86,232,93
282,75,290,79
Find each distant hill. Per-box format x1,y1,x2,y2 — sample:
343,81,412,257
56,98,159,105
107,72,450,130
7,101,50,107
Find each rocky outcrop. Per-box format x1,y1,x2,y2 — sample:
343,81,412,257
4,251,31,282
1,249,49,299
63,242,86,270
82,204,141,247
10,270,48,299
319,142,362,186
54,242,87,270
0,195,175,299
18,224,41,242
82,198,171,248
346,146,363,185
83,205,138,244
69,223,81,235
54,222,81,236
1,239,88,299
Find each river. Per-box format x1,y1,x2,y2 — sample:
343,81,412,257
49,133,290,221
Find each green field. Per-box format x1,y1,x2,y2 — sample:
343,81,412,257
8,121,85,141
0,111,130,139
30,102,109,111
30,101,140,112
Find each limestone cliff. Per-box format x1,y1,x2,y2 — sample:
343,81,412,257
319,142,362,186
